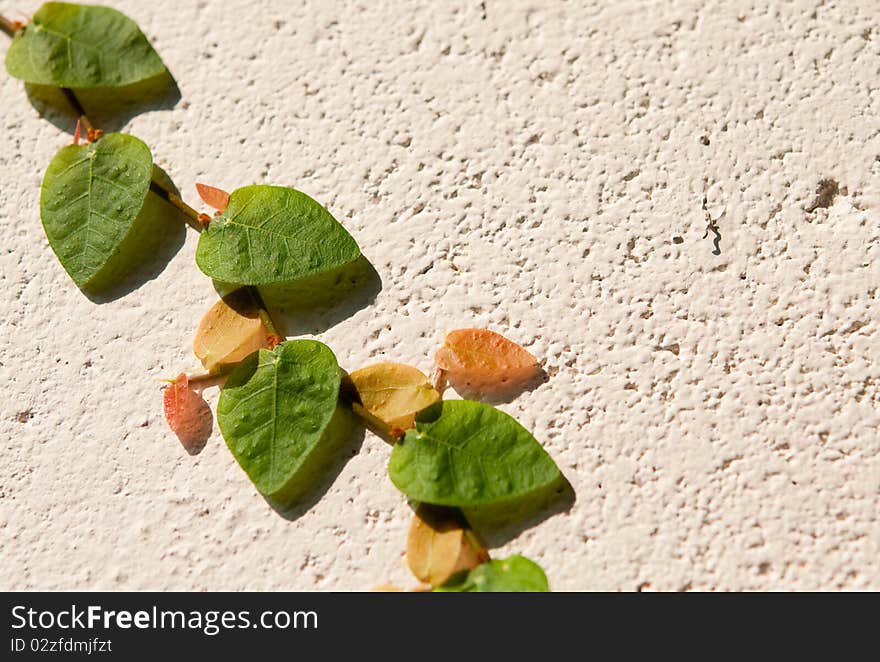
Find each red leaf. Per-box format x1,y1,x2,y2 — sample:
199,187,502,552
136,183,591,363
163,373,213,455
196,183,230,212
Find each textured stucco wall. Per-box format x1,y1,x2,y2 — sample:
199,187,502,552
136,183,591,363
1,0,878,591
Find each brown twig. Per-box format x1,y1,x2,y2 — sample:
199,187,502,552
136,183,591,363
148,180,204,232
0,15,21,38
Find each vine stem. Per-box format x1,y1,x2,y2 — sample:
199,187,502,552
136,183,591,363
60,88,97,136
0,14,20,38
184,370,228,387
148,180,204,231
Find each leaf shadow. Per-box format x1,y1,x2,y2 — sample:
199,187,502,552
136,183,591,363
81,198,184,302
228,256,383,336
24,71,181,134
263,408,366,522
462,475,576,549
82,165,187,303
175,384,214,457
444,367,550,405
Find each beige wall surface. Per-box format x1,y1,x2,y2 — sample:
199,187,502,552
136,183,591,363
0,0,878,590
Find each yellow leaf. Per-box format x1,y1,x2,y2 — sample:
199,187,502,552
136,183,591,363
406,505,488,587
192,289,269,373
348,362,440,433
434,328,542,398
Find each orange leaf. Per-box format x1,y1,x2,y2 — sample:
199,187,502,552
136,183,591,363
196,182,230,212
163,373,213,455
434,328,542,398
193,289,269,373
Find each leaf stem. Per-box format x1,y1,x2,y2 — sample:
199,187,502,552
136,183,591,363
59,88,97,133
0,15,20,37
247,286,284,339
148,179,204,232
184,370,229,388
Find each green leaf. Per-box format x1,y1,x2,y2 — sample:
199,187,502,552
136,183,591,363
5,3,167,88
41,132,153,290
195,185,361,287
217,340,347,508
435,555,550,592
389,400,561,507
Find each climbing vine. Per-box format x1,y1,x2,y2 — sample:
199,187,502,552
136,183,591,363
2,2,568,592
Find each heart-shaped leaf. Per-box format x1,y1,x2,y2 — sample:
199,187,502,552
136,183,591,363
41,132,153,290
5,2,167,88
195,185,361,286
434,555,550,592
389,400,561,507
193,289,269,374
163,374,213,455
406,504,487,586
349,362,440,434
435,328,542,398
217,339,345,507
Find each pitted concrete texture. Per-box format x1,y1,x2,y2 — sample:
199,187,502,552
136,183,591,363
1,0,878,590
